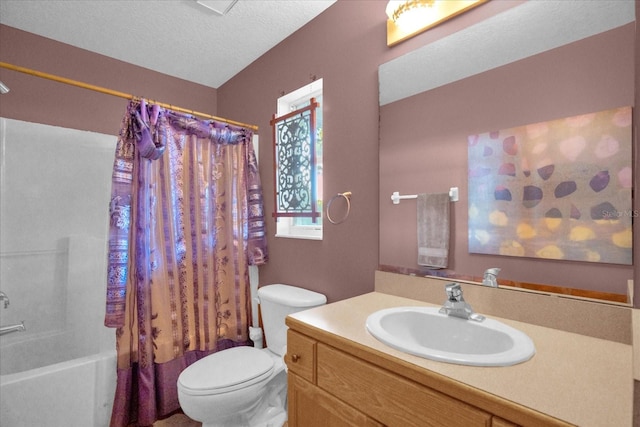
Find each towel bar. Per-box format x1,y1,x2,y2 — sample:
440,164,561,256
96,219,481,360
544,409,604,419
391,188,458,204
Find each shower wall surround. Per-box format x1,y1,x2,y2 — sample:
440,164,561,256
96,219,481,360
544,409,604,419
0,117,116,364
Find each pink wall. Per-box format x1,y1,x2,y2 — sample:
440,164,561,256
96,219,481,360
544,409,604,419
217,0,522,302
0,25,217,135
635,0,640,309
0,1,522,304
380,23,635,297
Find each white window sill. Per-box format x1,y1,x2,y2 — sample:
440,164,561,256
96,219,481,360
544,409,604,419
275,233,322,241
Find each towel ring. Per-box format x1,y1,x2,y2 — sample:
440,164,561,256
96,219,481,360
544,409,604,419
326,192,352,224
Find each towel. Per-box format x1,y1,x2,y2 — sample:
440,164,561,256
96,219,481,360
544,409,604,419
417,193,450,268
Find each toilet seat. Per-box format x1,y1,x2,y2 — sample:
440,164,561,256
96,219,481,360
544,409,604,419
178,346,274,396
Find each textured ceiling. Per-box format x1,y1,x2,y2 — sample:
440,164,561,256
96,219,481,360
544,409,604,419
0,0,336,88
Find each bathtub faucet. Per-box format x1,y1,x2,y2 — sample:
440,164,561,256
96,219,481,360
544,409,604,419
0,291,9,308
0,321,26,336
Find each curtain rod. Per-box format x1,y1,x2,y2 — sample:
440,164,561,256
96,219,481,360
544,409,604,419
0,61,259,132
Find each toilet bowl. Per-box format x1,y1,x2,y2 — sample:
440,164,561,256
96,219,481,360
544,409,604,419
177,284,326,427
178,346,286,427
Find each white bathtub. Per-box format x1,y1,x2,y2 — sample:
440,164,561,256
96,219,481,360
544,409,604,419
0,118,119,427
0,238,117,427
0,348,117,427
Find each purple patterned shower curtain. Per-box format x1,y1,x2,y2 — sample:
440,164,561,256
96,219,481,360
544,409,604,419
104,100,268,427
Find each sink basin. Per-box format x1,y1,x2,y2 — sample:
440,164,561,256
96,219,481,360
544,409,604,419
366,306,535,367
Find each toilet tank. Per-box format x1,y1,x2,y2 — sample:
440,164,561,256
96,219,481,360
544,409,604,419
257,284,326,356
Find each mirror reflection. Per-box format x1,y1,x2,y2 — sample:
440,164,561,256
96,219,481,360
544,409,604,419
378,1,635,304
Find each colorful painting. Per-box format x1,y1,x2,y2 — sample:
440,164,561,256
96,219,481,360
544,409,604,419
468,107,632,265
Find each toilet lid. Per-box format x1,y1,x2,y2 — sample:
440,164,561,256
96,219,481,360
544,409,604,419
178,346,274,396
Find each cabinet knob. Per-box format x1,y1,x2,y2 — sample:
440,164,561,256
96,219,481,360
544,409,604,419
291,354,300,362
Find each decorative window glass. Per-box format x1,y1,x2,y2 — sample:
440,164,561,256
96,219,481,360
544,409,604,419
271,80,323,239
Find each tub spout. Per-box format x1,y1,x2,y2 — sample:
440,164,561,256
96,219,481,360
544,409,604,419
0,321,26,336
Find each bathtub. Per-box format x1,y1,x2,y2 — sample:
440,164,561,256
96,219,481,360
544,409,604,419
0,238,117,427
0,346,117,427
0,118,119,426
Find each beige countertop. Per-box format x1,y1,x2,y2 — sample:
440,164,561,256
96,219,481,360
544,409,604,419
288,292,634,427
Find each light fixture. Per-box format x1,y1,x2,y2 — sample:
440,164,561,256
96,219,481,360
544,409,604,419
386,0,488,46
196,0,238,15
0,81,9,94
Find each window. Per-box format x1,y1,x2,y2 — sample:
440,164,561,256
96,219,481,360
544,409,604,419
271,79,323,240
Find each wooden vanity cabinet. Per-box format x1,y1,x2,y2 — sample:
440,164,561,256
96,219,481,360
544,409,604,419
288,372,384,427
286,330,382,426
286,328,570,427
316,342,491,426
492,418,520,427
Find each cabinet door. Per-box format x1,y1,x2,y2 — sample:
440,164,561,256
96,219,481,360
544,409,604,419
492,417,520,427
286,330,316,383
288,372,384,427
317,343,492,427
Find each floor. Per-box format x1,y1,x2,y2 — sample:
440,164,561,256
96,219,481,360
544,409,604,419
151,412,289,427
151,413,288,427
153,413,201,427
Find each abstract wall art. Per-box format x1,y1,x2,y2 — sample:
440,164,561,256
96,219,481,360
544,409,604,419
468,106,632,265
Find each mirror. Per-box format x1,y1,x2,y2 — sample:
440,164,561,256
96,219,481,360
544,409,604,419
378,1,635,304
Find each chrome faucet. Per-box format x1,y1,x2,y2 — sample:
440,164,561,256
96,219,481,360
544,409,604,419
0,291,9,308
483,268,501,287
0,321,26,336
439,283,485,322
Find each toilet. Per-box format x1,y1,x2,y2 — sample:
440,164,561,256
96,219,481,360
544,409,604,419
177,284,327,427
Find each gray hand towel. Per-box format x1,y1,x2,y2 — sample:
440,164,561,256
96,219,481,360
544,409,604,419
417,193,450,268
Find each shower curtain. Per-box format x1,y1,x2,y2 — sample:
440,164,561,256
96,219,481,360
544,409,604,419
104,100,268,427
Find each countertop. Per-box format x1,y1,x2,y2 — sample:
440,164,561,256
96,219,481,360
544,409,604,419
287,292,634,427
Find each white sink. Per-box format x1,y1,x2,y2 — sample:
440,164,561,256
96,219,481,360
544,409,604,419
366,306,535,367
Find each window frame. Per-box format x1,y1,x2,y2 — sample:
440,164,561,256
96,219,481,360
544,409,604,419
273,79,323,240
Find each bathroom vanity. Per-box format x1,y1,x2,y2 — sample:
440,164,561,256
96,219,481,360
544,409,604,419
284,291,633,427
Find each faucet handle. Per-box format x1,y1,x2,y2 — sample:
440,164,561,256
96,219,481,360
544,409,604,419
441,283,486,322
483,268,501,287
445,283,464,302
0,291,8,309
